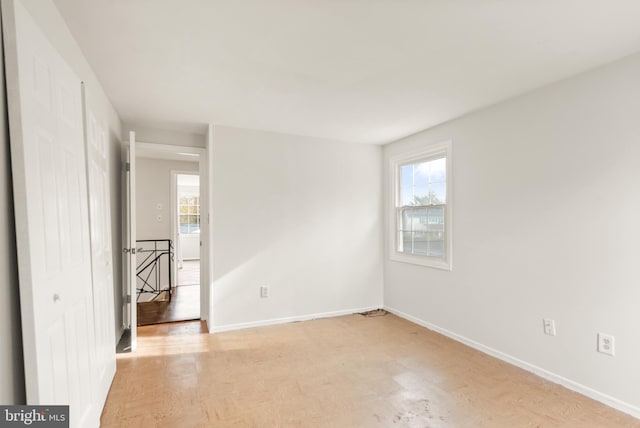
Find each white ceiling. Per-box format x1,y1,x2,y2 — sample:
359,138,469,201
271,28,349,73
54,0,640,144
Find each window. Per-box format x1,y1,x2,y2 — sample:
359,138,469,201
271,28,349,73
389,141,452,270
179,195,200,234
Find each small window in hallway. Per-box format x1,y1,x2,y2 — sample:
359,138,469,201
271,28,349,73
179,194,200,234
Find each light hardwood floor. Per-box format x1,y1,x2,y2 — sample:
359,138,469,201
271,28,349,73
102,314,640,427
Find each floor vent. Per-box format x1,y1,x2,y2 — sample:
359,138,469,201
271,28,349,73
359,309,388,318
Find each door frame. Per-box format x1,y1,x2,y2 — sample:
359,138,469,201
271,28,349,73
171,170,200,282
130,141,211,328
124,132,137,349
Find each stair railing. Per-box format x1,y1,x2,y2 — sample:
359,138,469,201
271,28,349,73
135,239,174,302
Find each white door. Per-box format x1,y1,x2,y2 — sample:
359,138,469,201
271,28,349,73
2,0,99,426
123,131,137,349
83,88,116,408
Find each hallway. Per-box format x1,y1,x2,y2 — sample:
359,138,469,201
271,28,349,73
136,261,200,326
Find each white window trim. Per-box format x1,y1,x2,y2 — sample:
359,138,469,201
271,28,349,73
388,140,453,270
179,194,201,235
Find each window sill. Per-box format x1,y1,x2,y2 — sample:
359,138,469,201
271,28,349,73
389,251,452,271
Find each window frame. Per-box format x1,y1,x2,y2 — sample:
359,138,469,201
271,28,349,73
179,193,201,235
388,140,453,270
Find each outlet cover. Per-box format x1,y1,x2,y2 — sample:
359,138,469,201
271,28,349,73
597,332,615,356
260,286,269,298
543,318,556,336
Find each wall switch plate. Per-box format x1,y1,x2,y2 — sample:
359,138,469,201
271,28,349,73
597,332,615,356
260,286,269,298
543,318,556,336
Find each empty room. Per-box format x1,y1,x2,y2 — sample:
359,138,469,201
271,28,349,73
0,0,639,427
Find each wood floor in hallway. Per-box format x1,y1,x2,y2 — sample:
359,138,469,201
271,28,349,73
136,284,200,326
136,259,201,326
101,314,640,427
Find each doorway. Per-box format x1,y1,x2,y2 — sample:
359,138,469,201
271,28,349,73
134,160,201,326
117,139,210,355
170,173,202,322
118,135,211,352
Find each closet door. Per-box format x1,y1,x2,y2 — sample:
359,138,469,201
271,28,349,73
84,90,117,411
2,1,100,426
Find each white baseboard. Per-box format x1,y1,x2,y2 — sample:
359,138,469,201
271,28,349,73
384,305,640,420
211,305,381,333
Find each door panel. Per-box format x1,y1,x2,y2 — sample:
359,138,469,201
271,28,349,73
2,1,99,426
48,319,68,400
84,97,116,409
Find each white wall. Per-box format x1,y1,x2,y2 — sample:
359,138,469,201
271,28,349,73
20,0,124,339
211,126,384,331
180,234,200,261
383,53,640,415
136,158,198,240
0,19,25,404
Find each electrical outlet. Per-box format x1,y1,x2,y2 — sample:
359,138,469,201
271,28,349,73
156,214,163,222
543,318,556,336
156,203,163,210
597,333,615,356
260,286,269,298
